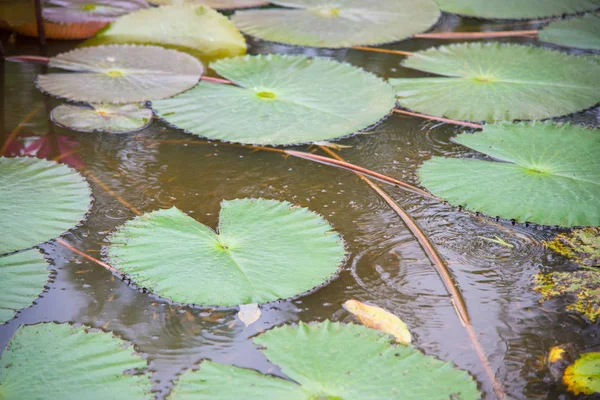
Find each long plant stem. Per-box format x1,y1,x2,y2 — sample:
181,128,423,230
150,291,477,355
0,104,44,155
393,109,483,129
84,171,143,216
56,238,118,274
352,46,415,56
318,145,504,399
34,0,46,46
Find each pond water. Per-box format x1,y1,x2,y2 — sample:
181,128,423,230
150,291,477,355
1,14,599,399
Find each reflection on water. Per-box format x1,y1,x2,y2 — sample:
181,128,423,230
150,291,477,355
1,16,599,399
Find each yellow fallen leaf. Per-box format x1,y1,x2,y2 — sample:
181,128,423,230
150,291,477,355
343,299,412,345
548,346,566,363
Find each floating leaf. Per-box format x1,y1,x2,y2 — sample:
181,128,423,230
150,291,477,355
479,236,514,249
546,228,600,267
43,0,150,24
0,157,91,255
37,45,204,104
92,4,246,61
343,299,412,344
0,323,152,399
107,199,346,306
51,103,153,134
533,270,600,322
563,352,600,395
0,250,51,325
168,321,480,399
237,303,261,327
549,346,567,364
419,122,600,227
390,43,600,122
434,0,600,19
540,13,600,51
232,0,441,48
153,54,395,146
149,0,268,9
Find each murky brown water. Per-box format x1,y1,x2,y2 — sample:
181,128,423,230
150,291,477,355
1,14,599,399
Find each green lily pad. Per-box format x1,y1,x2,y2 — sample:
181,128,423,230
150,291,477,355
0,249,51,325
0,323,152,399
563,352,600,395
107,199,346,306
51,103,153,134
540,14,600,51
37,45,203,104
92,4,246,62
152,54,395,146
434,0,600,19
43,0,149,24
390,43,600,122
232,0,441,48
149,0,268,9
418,122,600,227
168,321,480,399
546,228,600,268
0,157,91,255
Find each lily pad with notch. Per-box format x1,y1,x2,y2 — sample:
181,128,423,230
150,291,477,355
0,323,152,399
51,103,153,134
418,122,600,227
152,54,396,146
434,0,600,19
106,198,346,306
43,0,149,24
0,157,92,255
36,44,204,104
232,0,441,48
167,321,480,399
539,13,600,51
390,42,600,122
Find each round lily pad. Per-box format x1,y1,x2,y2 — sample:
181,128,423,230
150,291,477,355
149,0,268,9
152,54,395,146
92,4,247,62
168,321,480,399
51,103,153,133
434,0,600,19
0,323,152,399
0,157,91,255
390,43,600,122
563,352,600,395
540,13,600,51
37,45,204,104
232,0,441,48
43,0,149,24
419,122,600,227
0,249,51,325
107,199,346,306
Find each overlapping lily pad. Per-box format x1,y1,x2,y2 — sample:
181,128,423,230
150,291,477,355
563,352,600,395
51,103,153,133
0,157,91,255
419,122,600,227
149,0,268,9
168,321,480,399
43,0,149,24
107,199,346,306
434,0,600,19
540,13,600,51
0,323,152,399
92,4,246,61
0,249,51,325
37,45,204,104
152,54,395,146
232,0,441,48
390,43,600,122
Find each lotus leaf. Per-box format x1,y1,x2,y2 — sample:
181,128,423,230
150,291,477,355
149,0,268,9
390,43,600,122
0,249,51,325
563,352,600,395
92,4,246,61
0,323,152,399
540,14,600,51
152,54,395,146
434,0,600,19
37,45,204,104
418,122,600,227
107,199,346,306
43,0,149,24
0,157,91,255
168,321,480,399
232,0,441,48
51,103,153,134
